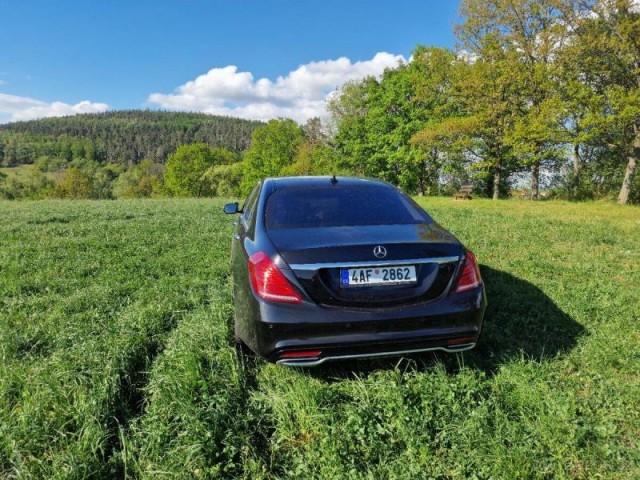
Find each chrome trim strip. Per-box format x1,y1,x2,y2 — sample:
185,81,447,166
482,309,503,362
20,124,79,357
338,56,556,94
276,343,476,367
289,256,460,271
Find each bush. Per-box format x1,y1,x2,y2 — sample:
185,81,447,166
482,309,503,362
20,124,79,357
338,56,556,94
53,168,96,199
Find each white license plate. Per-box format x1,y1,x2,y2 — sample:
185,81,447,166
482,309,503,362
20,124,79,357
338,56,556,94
340,265,417,287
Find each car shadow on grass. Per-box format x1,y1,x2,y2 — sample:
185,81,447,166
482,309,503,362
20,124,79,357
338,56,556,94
306,265,587,380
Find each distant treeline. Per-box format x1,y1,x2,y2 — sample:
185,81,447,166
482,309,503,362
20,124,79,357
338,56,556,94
2,1,640,204
0,110,263,166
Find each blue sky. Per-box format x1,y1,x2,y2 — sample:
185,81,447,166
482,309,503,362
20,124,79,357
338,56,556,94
0,1,459,123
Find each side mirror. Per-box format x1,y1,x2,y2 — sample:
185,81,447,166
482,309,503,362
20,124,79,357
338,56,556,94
223,202,239,214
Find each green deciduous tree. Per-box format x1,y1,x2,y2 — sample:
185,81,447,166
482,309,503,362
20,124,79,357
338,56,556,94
240,119,303,194
113,159,164,198
53,167,96,199
412,39,522,199
327,79,374,177
453,0,570,199
164,144,235,197
563,0,640,204
330,48,461,194
405,47,468,194
0,167,54,200
201,162,244,197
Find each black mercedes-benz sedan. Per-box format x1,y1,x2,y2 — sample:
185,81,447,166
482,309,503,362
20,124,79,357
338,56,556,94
223,176,486,367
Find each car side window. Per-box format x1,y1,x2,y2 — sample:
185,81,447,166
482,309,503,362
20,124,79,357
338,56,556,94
242,183,260,225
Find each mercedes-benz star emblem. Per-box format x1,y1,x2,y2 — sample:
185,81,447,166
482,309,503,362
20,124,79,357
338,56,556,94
373,245,387,259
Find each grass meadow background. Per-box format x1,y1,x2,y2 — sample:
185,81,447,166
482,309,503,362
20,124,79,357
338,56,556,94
0,197,638,479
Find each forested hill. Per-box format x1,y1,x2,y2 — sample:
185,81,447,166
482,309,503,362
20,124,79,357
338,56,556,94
0,110,264,166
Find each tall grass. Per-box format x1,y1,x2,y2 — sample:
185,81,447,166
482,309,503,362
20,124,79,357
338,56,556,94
0,199,233,477
1,198,638,478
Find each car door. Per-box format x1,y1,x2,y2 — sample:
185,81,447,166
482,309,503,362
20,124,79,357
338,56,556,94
231,183,262,342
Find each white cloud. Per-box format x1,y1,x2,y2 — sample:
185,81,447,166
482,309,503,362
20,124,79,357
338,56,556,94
148,52,406,122
456,49,478,64
0,93,109,123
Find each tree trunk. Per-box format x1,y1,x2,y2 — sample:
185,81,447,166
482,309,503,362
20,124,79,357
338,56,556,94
617,126,640,205
572,144,581,190
418,160,426,196
492,170,500,200
530,162,540,200
617,155,637,205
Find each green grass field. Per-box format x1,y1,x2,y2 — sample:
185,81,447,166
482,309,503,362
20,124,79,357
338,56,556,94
0,198,638,479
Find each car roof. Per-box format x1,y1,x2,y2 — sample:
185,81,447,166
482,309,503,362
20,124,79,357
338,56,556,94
265,176,393,190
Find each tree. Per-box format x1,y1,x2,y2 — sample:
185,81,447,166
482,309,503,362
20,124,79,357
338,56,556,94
563,0,640,204
240,119,303,194
0,170,12,200
404,47,466,194
164,144,235,197
412,38,522,199
280,142,345,177
366,51,451,192
329,48,462,194
201,162,244,197
327,79,376,177
456,0,569,199
302,117,328,145
112,159,163,198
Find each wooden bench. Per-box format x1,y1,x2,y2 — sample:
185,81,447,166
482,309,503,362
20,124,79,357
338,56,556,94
454,184,473,200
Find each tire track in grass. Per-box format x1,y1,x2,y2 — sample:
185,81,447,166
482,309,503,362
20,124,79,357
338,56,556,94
101,300,199,477
121,284,272,479
0,285,210,478
1,294,188,478
0,199,236,478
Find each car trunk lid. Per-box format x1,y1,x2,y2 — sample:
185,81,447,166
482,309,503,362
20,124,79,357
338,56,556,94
268,223,463,308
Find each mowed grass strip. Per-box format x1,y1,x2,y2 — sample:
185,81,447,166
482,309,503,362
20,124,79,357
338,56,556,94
1,198,639,479
0,199,233,477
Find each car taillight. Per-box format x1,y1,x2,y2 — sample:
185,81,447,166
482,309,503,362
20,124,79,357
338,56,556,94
454,250,482,293
279,350,322,359
248,251,302,304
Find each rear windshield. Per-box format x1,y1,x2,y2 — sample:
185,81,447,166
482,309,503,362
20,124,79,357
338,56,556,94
264,185,431,229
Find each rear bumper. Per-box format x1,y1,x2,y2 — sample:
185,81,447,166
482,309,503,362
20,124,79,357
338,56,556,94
249,286,486,366
275,340,477,367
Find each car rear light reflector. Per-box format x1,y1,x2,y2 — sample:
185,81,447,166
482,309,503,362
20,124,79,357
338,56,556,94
280,350,322,359
448,336,476,345
249,251,302,303
454,250,482,293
